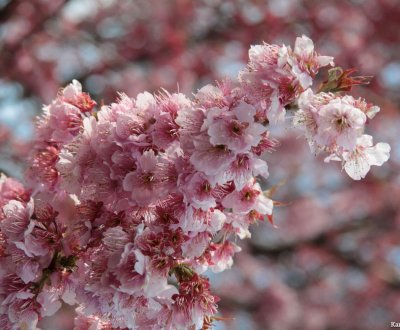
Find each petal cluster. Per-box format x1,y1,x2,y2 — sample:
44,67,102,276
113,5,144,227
0,36,389,329
294,89,390,179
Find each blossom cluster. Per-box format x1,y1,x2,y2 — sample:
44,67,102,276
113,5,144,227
294,89,390,180
0,36,390,329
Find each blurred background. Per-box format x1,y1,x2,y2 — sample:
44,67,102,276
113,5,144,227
0,0,399,329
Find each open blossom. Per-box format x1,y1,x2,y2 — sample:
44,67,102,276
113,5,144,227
239,35,333,124
220,153,269,190
171,273,219,329
295,90,373,151
222,180,273,215
195,84,226,109
206,102,266,153
181,172,217,210
0,187,82,329
315,97,366,150
26,80,96,191
122,150,167,206
294,89,390,179
0,199,33,241
190,135,236,177
293,88,320,149
62,80,97,113
210,241,242,273
0,174,30,207
0,36,390,329
325,135,391,180
288,35,334,89
37,80,96,144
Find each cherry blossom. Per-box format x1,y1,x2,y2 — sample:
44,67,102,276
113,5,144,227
0,36,390,330
341,135,390,180
315,97,366,150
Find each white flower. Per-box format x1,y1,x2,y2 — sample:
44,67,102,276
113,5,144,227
316,98,366,150
342,134,390,180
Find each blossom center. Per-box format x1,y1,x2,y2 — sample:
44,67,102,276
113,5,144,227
334,116,349,131
142,173,155,183
230,120,248,136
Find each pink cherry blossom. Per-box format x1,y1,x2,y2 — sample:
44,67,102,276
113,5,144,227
290,35,334,89
220,153,269,190
223,181,273,215
0,199,33,241
316,97,366,150
207,102,266,153
181,172,217,211
210,241,242,273
123,150,167,206
190,134,236,176
0,36,391,329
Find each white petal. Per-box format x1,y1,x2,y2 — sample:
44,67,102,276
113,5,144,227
254,195,273,215
233,102,256,123
210,209,226,232
134,250,145,275
336,129,359,150
357,134,374,148
252,158,269,179
317,56,334,67
62,80,82,99
144,273,168,297
267,94,285,124
366,105,380,119
324,153,341,163
366,142,390,166
344,154,370,180
298,72,313,89
61,286,76,305
136,91,156,109
294,35,314,55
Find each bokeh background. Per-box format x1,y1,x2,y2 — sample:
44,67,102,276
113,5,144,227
1,0,400,329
